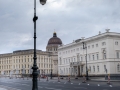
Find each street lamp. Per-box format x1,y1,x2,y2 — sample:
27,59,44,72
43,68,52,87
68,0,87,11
48,52,52,79
32,0,47,90
82,42,89,80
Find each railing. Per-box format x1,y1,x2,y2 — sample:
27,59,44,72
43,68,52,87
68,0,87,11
70,61,83,66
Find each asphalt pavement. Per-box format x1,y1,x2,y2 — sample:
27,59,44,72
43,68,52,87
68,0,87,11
0,77,120,90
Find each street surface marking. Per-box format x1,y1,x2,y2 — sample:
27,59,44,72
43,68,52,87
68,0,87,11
74,87,87,89
87,84,89,85
71,83,73,84
45,87,61,90
22,84,30,86
98,84,100,86
38,86,43,88
64,82,66,84
109,85,112,87
0,85,21,90
79,83,81,85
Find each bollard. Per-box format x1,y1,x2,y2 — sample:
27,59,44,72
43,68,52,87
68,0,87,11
39,75,40,81
68,76,71,82
82,74,86,83
58,76,60,82
46,76,49,81
27,76,28,80
107,74,110,84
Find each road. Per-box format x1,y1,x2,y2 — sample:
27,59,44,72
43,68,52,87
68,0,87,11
0,77,120,90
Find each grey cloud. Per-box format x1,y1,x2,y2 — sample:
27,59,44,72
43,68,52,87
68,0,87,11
0,0,120,53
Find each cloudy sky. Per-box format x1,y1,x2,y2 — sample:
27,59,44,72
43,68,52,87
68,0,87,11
0,0,120,54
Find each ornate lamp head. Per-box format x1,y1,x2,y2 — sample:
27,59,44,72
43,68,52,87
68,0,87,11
40,0,47,5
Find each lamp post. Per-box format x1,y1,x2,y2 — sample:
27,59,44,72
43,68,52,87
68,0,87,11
32,0,47,90
48,52,52,79
82,42,89,80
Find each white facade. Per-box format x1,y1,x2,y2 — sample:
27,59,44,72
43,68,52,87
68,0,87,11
58,31,120,76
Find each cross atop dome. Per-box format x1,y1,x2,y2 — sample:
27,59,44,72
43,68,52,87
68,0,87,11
53,31,57,37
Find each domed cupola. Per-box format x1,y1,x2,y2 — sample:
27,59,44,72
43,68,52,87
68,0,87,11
46,32,62,52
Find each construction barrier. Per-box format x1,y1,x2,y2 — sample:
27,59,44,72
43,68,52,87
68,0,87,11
46,76,49,81
82,74,86,83
58,76,60,82
27,76,28,80
107,74,110,84
68,76,71,82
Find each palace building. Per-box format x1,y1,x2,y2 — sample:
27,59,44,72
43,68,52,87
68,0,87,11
58,30,120,78
0,32,62,76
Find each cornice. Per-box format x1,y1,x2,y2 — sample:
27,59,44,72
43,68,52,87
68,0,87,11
58,32,120,50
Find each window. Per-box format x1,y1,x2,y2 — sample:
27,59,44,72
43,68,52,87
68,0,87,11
97,54,99,60
92,45,94,48
117,64,120,71
93,66,95,72
81,66,83,72
93,55,94,60
103,50,106,59
104,65,106,72
102,42,106,46
89,54,90,61
77,55,80,61
115,41,118,45
89,66,91,72
97,66,99,72
96,44,98,47
116,52,119,59
81,57,83,61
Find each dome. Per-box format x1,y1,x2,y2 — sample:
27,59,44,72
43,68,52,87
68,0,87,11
47,32,62,45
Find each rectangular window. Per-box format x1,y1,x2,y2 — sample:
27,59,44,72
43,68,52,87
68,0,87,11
102,42,106,46
104,65,106,72
96,44,98,47
93,55,94,60
81,57,83,61
115,41,118,45
97,54,99,60
104,53,106,59
116,52,119,59
117,64,120,71
81,66,83,72
89,66,91,72
97,66,99,72
89,55,90,60
93,66,95,72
